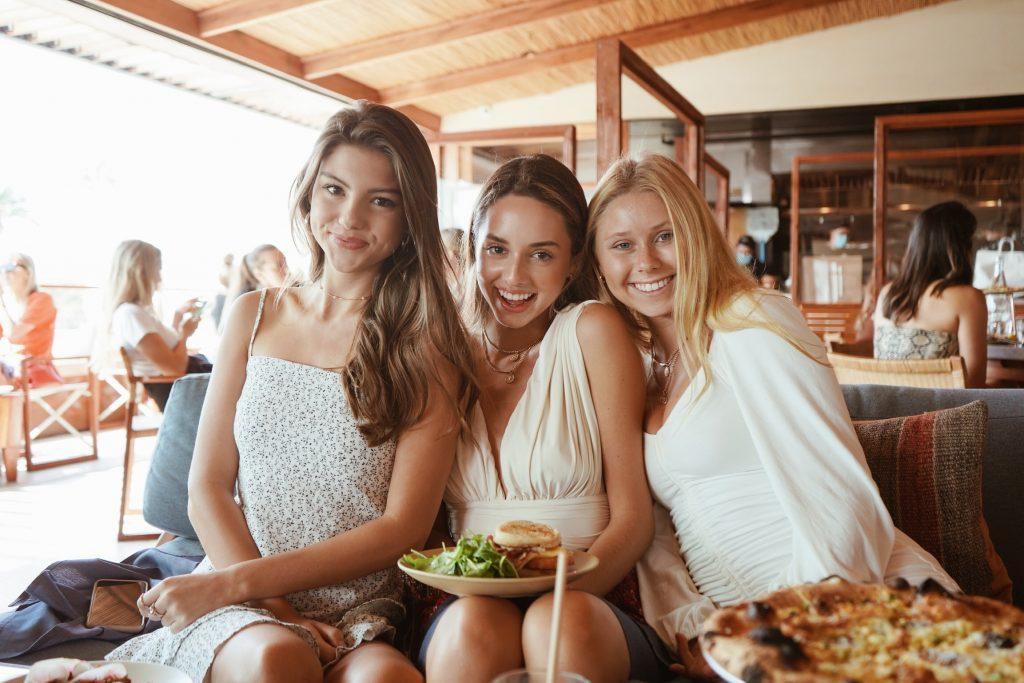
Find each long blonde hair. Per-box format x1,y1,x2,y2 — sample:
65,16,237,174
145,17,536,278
290,101,475,446
92,239,162,370
104,240,161,314
587,155,818,399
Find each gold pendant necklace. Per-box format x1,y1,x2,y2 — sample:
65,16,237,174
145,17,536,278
480,331,540,384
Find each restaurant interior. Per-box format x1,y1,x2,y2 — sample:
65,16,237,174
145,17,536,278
0,0,1022,681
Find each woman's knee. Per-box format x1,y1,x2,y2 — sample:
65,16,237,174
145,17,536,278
327,643,422,683
425,597,524,676
212,624,320,683
523,591,627,655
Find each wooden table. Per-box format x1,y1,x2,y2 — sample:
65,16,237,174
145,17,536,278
987,344,1024,387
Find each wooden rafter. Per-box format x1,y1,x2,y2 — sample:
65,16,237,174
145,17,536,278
303,0,617,78
428,125,577,174
90,0,440,130
199,0,329,38
380,0,847,106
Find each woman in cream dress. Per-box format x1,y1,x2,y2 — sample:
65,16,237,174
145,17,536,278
586,155,957,678
419,155,674,683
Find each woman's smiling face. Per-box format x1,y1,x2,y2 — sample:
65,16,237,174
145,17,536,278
474,194,574,330
593,190,677,321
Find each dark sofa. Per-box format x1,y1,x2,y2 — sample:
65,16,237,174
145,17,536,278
6,376,1024,681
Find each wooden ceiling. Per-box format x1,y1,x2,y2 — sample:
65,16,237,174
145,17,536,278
94,0,950,129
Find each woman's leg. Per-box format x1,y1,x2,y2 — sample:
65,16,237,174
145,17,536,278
522,591,630,683
325,642,422,683
209,624,321,683
424,596,524,683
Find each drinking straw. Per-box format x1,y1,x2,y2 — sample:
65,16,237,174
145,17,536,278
545,549,570,683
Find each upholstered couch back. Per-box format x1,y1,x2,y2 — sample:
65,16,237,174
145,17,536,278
143,375,1024,605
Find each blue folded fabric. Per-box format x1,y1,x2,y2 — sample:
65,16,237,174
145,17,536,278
0,546,202,659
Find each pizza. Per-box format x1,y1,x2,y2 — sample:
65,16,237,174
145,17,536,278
700,576,1024,682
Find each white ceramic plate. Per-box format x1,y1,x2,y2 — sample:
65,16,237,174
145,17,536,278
398,549,599,598
7,661,189,683
702,648,743,683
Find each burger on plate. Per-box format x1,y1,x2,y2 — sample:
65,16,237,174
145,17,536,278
490,520,573,574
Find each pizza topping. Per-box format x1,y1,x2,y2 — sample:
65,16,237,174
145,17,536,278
746,601,773,621
740,662,766,682
982,632,1015,649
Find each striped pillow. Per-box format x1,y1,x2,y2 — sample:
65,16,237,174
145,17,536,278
854,400,1012,602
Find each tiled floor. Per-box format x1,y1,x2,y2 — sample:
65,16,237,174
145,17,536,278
0,430,156,603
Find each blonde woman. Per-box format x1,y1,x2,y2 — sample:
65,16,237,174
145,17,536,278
0,253,59,386
223,244,289,313
107,102,475,683
99,240,207,411
586,155,956,677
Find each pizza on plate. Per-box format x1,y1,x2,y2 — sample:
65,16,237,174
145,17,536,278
700,576,1024,682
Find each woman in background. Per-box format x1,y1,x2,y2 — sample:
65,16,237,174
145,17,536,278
872,201,987,387
97,240,208,411
224,244,289,313
0,253,59,386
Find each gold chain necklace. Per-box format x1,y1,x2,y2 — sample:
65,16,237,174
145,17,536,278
319,282,370,301
480,331,540,384
481,327,539,363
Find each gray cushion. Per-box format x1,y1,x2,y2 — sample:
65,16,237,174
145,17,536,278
142,374,211,540
842,385,1024,606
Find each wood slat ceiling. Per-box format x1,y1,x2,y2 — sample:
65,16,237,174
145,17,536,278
91,0,951,124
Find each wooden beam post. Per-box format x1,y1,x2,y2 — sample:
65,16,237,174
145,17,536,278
872,118,888,302
790,155,802,304
595,39,623,181
684,124,704,190
562,125,577,174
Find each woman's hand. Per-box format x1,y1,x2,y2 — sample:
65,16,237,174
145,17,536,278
138,571,237,633
172,298,199,327
291,616,344,665
669,634,716,680
179,313,200,340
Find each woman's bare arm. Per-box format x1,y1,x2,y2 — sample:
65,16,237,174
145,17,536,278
954,286,988,388
571,303,653,595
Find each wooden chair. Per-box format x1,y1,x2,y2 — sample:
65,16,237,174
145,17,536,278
800,303,863,342
826,338,873,358
827,352,967,389
118,347,181,541
1,356,98,483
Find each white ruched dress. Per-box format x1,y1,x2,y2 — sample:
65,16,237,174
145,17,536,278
637,292,957,647
445,302,608,549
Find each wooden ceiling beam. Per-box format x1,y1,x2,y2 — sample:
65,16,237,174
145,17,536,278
380,0,846,106
90,0,441,130
199,0,329,38
619,41,704,125
303,0,616,79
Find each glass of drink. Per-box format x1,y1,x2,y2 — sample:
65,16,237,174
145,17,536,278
1016,318,1024,347
491,671,589,683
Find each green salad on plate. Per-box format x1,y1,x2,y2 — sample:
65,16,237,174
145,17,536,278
401,534,519,578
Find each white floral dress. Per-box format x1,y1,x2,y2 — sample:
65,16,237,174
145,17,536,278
108,289,403,682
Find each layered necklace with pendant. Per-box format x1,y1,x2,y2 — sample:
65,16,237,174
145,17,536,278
481,327,542,384
651,343,681,405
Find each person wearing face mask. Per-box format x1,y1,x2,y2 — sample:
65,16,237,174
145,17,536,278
829,224,852,251
587,155,957,679
419,155,670,683
734,235,764,278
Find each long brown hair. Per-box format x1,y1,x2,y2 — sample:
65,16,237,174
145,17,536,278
882,201,977,323
587,155,819,400
463,154,598,329
290,101,475,446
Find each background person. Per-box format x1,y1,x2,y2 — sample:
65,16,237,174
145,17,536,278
872,201,987,387
96,240,209,411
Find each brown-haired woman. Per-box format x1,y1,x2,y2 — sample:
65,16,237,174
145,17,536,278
872,201,987,387
419,155,672,683
587,155,956,678
107,101,476,683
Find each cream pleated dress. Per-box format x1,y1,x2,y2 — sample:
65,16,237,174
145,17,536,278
637,292,958,647
445,301,607,550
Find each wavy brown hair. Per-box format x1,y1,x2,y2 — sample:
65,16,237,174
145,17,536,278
290,101,476,446
462,154,598,329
